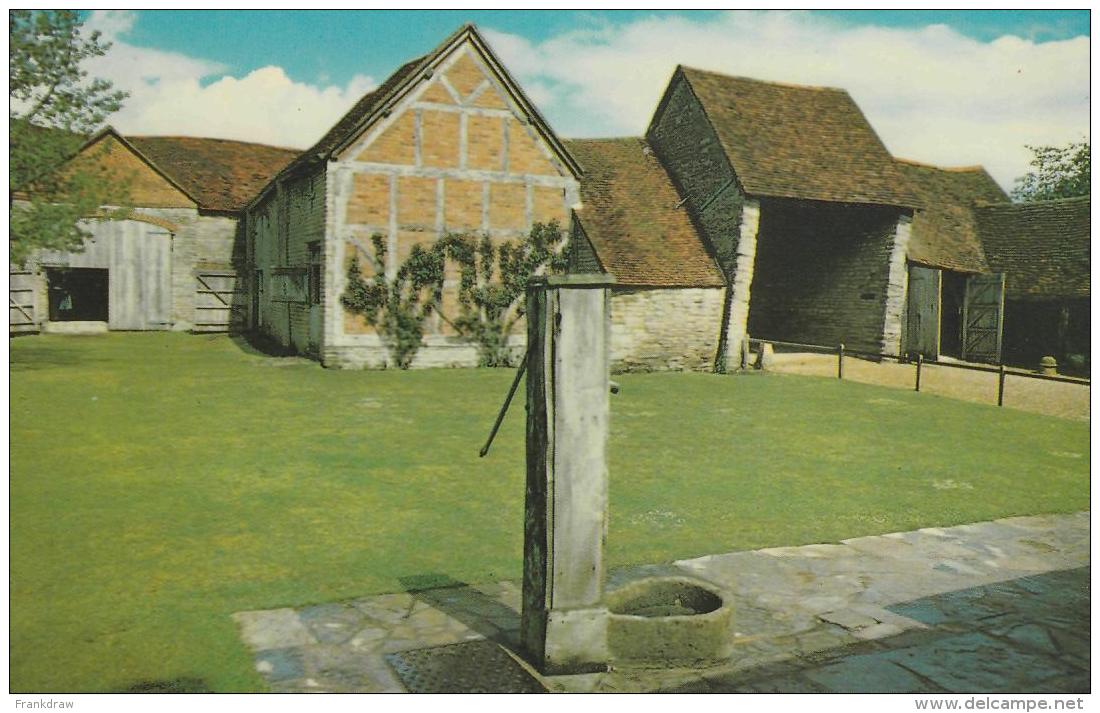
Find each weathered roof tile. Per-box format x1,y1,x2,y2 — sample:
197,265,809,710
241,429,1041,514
976,197,1090,299
897,159,1009,273
566,137,724,288
127,136,299,212
679,67,920,208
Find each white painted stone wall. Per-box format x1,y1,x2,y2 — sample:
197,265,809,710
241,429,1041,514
158,209,240,330
323,334,525,369
722,199,760,365
881,213,913,356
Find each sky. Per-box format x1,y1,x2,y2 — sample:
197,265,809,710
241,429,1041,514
80,10,1091,191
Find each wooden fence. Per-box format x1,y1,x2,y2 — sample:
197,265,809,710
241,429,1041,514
748,337,1089,407
9,271,38,334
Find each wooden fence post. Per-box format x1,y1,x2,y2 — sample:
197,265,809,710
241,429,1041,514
837,343,844,380
915,353,923,392
997,364,1006,407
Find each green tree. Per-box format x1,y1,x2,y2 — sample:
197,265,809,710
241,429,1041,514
9,10,129,265
1012,141,1090,202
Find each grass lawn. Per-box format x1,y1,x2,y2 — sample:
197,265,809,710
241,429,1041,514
10,333,1090,692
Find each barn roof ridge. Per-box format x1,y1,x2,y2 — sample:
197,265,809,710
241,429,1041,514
894,157,990,173
677,65,847,93
83,126,203,208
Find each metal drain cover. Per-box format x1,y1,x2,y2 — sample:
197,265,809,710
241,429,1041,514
385,640,546,693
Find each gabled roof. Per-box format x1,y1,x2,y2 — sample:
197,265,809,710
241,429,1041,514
79,126,200,205
71,126,299,213
897,159,1009,273
127,135,299,213
265,23,580,195
975,197,1090,300
666,67,920,208
566,137,724,288
295,55,427,166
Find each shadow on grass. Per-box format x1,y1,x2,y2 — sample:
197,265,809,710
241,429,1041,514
398,574,520,648
227,330,299,358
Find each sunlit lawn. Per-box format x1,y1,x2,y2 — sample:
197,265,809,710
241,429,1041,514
9,333,1090,691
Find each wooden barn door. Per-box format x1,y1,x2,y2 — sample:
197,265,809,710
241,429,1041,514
961,272,1005,364
906,265,941,360
108,221,172,330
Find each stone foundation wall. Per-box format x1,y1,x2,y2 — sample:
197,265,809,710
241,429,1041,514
610,287,725,372
322,335,524,370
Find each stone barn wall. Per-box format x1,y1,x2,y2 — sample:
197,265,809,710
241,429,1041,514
610,287,725,372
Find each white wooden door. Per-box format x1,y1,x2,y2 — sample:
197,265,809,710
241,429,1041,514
108,221,172,330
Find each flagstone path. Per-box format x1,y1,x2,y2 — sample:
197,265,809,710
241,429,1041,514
232,511,1089,693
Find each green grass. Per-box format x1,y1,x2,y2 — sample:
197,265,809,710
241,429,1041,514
10,333,1089,692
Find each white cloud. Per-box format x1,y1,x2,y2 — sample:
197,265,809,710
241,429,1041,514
83,11,376,150
81,11,1088,188
83,9,137,40
482,10,1089,190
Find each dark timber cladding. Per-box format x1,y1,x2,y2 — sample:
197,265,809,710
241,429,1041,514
976,197,1090,370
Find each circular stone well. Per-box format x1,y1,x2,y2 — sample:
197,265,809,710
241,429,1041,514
605,576,733,665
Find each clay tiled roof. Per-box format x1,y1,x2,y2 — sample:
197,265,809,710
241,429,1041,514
897,159,1009,273
976,197,1090,300
127,136,299,212
566,137,724,288
677,67,919,208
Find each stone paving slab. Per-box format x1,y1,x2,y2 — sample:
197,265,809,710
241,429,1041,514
231,511,1089,693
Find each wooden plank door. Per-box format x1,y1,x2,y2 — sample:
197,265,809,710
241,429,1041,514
108,221,172,330
906,264,941,359
961,272,1005,364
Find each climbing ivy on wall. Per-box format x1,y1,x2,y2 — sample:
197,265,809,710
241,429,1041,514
436,221,569,367
340,222,568,369
341,233,443,369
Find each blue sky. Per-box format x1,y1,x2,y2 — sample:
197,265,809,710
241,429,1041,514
81,10,1091,189
101,10,1089,90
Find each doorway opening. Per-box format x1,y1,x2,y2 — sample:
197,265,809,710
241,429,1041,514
47,268,109,322
939,271,967,359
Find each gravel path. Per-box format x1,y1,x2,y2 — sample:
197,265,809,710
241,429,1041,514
766,352,1089,422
